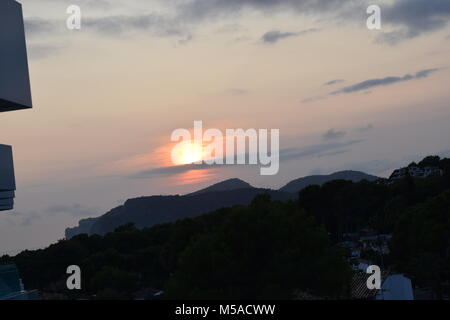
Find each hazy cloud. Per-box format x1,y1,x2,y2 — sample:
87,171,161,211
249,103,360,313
179,0,450,43
4,210,41,227
130,163,224,179
310,158,397,176
177,0,354,22
27,44,62,60
379,0,450,44
311,148,450,177
322,129,347,140
46,204,98,217
316,149,350,158
24,18,67,60
40,0,113,10
226,88,250,96
2,204,97,227
130,138,363,178
24,17,57,37
280,139,364,162
176,0,450,45
216,24,245,33
178,34,194,45
301,97,321,104
356,124,374,132
27,0,450,47
83,14,186,37
76,0,113,10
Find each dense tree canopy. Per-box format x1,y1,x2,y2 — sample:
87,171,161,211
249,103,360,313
4,196,350,299
2,155,449,299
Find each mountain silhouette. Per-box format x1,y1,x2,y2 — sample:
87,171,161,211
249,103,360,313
65,170,378,238
279,170,378,193
187,178,254,196
66,188,293,238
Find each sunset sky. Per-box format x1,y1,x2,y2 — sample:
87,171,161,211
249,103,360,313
1,0,450,254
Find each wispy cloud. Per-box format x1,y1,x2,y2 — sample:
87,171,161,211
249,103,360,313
262,30,298,44
330,68,442,96
261,28,319,44
303,68,443,103
324,79,344,86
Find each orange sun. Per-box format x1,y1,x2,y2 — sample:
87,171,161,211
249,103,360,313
171,141,203,165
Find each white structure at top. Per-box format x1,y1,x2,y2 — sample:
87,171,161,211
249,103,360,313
0,0,32,112
0,145,15,211
376,274,414,300
389,166,443,181
0,1,32,211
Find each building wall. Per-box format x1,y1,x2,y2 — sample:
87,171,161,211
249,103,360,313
0,145,15,211
0,0,32,111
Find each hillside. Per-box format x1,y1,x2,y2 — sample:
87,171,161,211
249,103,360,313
66,188,294,238
279,170,378,193
187,178,254,196
66,171,379,238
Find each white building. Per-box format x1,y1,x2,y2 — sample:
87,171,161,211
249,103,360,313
0,0,32,112
0,264,39,300
376,274,414,300
389,166,443,181
0,1,32,211
0,145,15,211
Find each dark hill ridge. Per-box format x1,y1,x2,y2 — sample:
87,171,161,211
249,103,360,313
65,170,378,238
67,188,294,238
279,170,378,193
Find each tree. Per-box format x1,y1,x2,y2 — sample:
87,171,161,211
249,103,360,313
165,200,350,299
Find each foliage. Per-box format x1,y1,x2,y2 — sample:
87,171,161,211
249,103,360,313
5,155,450,299
389,190,450,298
8,197,350,299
